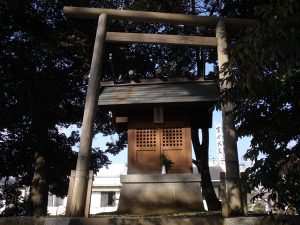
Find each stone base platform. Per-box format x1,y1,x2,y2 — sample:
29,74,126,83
1,216,300,225
117,174,205,215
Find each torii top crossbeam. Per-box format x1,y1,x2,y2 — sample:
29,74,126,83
63,6,257,29
64,7,257,47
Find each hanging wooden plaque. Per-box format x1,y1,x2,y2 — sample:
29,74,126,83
154,107,163,123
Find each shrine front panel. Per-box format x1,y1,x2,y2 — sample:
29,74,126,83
134,126,161,172
128,121,192,174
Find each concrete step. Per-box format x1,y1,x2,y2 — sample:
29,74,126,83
0,216,299,225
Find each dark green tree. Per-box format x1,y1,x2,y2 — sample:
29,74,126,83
0,0,124,216
0,178,26,216
225,0,300,213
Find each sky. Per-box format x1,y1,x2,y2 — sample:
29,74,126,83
90,109,252,167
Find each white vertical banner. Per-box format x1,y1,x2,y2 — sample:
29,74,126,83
215,123,225,161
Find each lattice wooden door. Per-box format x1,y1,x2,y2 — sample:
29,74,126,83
160,122,188,171
133,125,160,171
128,121,192,173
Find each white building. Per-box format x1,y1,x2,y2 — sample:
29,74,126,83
89,163,127,215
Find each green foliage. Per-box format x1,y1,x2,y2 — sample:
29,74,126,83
160,154,173,168
0,0,123,215
227,0,300,213
252,200,265,214
0,179,27,216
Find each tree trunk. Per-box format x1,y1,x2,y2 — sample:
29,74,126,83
192,128,221,211
29,123,49,216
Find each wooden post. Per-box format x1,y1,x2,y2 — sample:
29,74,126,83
240,172,248,216
220,172,228,217
84,170,94,218
69,13,107,217
216,19,243,216
65,170,75,216
66,170,93,217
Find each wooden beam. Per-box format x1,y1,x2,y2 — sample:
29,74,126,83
216,19,243,216
65,170,75,217
84,170,94,218
116,117,128,123
63,6,258,29
106,32,217,46
69,13,107,217
220,172,228,217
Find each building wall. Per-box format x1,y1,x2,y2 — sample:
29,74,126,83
88,164,126,215
47,195,67,215
89,190,120,214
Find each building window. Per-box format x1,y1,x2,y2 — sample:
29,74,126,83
101,192,116,207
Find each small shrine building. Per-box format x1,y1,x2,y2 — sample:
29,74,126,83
98,79,218,214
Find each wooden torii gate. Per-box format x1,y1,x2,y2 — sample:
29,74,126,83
63,6,257,217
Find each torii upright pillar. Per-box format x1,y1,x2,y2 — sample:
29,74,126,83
69,13,107,217
216,20,243,216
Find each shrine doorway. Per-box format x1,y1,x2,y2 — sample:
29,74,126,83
128,121,192,174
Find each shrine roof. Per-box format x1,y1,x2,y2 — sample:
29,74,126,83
98,80,219,107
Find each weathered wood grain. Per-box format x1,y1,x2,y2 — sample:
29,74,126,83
106,32,217,46
63,6,258,29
